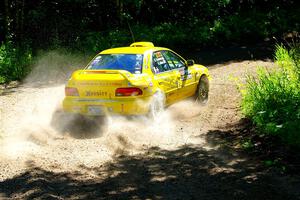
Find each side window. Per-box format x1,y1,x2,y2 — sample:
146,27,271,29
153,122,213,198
162,51,185,69
152,51,170,73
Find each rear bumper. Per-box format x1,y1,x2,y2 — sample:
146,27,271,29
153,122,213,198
63,96,152,116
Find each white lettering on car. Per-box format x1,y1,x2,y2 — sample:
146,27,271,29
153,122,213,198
85,91,108,96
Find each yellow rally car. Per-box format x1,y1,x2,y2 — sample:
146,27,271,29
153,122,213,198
63,42,210,118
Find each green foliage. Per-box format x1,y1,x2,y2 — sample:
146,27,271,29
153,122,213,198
1,0,299,82
264,159,286,172
75,22,222,52
241,45,300,146
0,42,32,83
1,0,300,49
2,0,299,53
70,5,300,53
74,30,132,53
242,139,254,150
133,24,187,47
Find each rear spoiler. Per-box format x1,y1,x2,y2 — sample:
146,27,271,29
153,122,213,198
73,70,149,87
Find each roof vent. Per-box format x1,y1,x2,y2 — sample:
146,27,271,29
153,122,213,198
130,42,154,47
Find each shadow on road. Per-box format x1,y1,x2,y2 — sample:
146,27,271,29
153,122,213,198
1,127,298,199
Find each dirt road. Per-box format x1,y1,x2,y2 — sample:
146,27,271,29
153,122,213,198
0,58,299,199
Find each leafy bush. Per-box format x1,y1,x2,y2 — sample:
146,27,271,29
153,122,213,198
72,7,297,54
241,44,300,146
75,23,216,51
0,42,32,83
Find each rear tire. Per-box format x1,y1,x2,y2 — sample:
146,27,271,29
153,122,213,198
195,75,209,105
148,91,165,120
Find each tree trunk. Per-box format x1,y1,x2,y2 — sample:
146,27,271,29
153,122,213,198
4,0,10,40
15,0,25,44
116,0,123,25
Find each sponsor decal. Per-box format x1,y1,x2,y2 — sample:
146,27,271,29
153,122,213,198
154,52,162,58
180,69,192,81
156,57,166,65
179,68,185,75
85,91,108,96
78,82,122,86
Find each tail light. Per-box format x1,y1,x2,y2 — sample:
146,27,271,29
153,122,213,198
115,87,143,96
65,87,79,96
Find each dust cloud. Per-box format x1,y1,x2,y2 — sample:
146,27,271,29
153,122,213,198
0,50,206,176
24,50,90,86
0,50,88,158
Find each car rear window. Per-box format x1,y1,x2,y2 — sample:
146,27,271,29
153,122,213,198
87,54,143,74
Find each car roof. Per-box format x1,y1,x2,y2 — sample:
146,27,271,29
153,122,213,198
99,46,169,54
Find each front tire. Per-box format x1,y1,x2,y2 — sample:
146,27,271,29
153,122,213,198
195,75,209,105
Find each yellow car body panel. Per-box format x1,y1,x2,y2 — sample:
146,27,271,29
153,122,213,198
63,42,210,116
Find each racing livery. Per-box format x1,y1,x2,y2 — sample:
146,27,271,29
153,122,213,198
63,42,210,117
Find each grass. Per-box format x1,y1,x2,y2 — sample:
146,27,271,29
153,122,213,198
0,41,32,84
241,44,300,147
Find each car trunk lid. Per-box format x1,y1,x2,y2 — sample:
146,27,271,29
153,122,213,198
69,70,148,99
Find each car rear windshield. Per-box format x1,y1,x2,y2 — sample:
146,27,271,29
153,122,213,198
87,54,143,74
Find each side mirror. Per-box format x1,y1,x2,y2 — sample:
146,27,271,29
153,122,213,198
186,59,195,67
